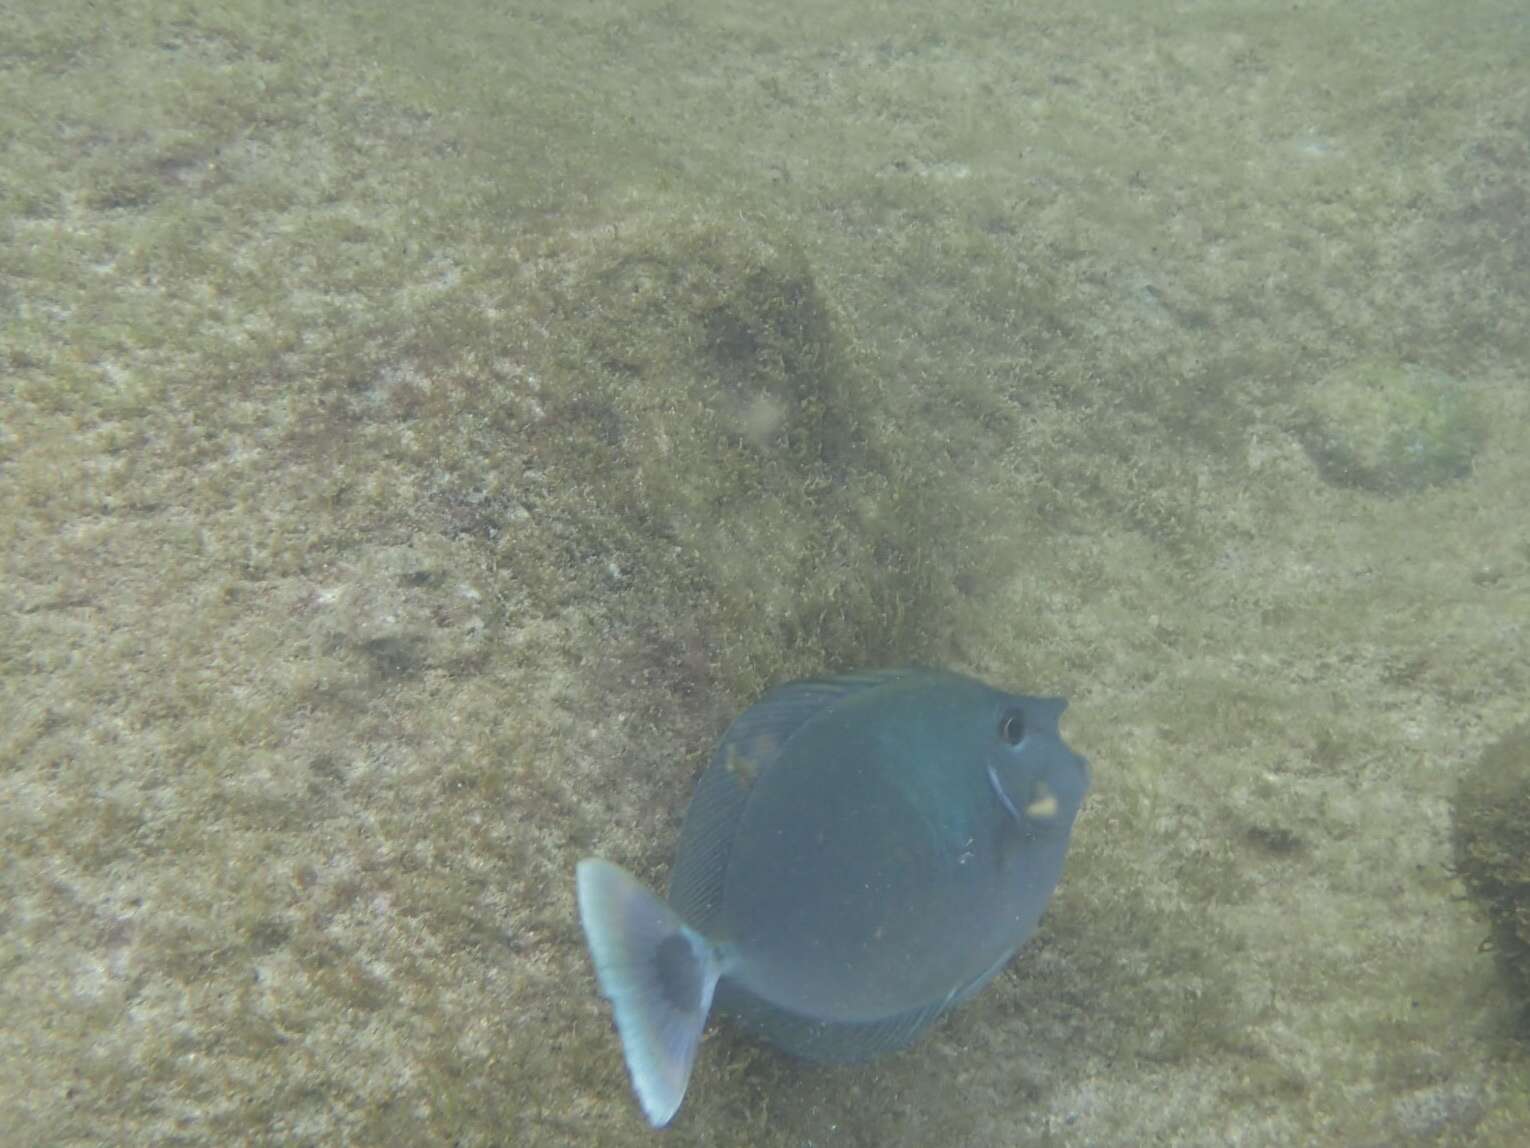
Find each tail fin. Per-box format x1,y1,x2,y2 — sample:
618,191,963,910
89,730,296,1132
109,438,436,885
576,858,721,1127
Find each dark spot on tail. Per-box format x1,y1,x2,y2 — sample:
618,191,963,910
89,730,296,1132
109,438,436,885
656,933,703,1012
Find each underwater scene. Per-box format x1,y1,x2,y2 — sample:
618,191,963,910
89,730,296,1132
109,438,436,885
3,1,1528,1144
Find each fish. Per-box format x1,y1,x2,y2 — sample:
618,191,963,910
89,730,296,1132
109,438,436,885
576,667,1089,1127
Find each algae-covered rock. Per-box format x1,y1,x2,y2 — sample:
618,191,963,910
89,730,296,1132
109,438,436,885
1453,725,1530,1025
1296,361,1484,494
504,208,970,695
567,213,862,473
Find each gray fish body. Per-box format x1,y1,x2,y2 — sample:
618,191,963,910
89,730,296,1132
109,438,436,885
577,668,1089,1126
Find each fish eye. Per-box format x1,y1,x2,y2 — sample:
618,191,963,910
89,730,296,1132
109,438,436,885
998,710,1026,745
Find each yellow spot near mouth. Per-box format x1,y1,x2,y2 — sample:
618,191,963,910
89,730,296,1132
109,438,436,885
1025,784,1058,820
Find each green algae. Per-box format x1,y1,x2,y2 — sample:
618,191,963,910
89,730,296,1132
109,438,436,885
1296,361,1486,495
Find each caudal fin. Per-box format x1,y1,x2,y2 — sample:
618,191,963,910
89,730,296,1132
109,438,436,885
576,858,721,1127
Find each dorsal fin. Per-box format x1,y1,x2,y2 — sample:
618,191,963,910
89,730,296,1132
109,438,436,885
722,670,916,771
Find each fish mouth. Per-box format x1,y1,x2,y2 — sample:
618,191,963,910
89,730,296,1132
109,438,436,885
989,765,1075,826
